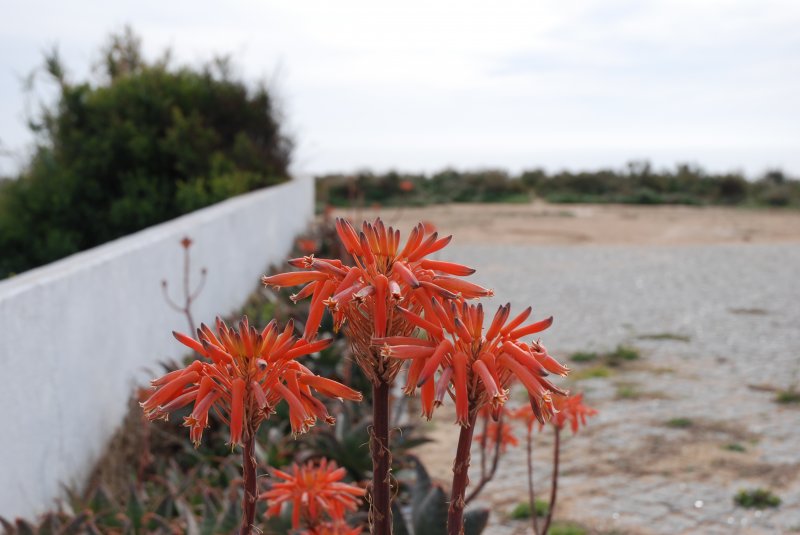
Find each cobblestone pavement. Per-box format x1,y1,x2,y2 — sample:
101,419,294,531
417,242,800,534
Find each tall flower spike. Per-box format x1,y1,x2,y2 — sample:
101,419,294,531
261,459,366,530
379,301,569,426
263,218,491,384
141,316,362,445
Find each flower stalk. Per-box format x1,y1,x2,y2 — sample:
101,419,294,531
448,409,477,535
541,427,561,535
370,377,393,535
241,421,257,535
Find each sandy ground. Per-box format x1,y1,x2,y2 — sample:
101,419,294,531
335,202,800,246
335,203,800,534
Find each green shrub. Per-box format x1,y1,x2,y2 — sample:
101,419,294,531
509,499,549,519
0,27,290,277
665,418,693,429
734,488,781,509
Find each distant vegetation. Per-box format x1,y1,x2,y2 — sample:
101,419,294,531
317,163,800,209
0,27,291,277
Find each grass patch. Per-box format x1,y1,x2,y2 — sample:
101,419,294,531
729,307,768,315
606,345,640,366
570,351,599,363
570,345,640,368
665,418,693,429
775,388,800,404
734,488,781,509
549,522,587,535
637,332,691,343
723,443,747,453
572,365,612,380
509,499,549,519
615,382,640,400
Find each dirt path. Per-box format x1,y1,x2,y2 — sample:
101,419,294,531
336,202,800,246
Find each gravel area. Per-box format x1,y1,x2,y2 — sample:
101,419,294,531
416,242,800,534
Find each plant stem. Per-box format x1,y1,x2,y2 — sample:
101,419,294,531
240,424,257,535
465,411,504,504
448,410,477,535
541,427,561,535
370,378,393,535
527,426,540,535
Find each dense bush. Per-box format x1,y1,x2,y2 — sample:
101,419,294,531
317,162,800,210
0,28,291,277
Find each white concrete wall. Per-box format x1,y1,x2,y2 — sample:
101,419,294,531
0,177,313,520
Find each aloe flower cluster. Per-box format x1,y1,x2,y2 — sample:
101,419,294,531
264,217,571,535
263,218,492,384
380,301,567,426
262,459,366,533
141,317,361,442
141,317,361,535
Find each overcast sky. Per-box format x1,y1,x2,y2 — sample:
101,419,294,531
1,0,799,177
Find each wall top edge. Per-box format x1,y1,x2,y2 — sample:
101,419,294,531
0,176,312,299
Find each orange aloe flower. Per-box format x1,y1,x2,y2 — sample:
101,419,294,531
549,393,598,433
379,301,569,425
261,459,366,530
512,392,597,434
475,420,519,453
263,218,491,383
140,317,362,445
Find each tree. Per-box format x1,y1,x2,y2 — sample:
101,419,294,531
0,27,292,277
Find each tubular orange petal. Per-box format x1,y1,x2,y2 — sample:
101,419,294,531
158,388,198,413
535,351,570,376
500,306,532,335
172,331,206,356
419,280,459,300
405,357,426,395
373,274,389,338
473,359,503,406
141,371,200,413
509,316,554,339
452,351,470,426
358,233,375,265
284,338,334,360
429,297,458,333
502,341,549,377
201,341,234,366
310,259,348,278
372,336,435,347
419,259,476,276
304,280,336,340
391,261,420,287
297,375,363,401
498,354,549,401
406,231,439,262
335,218,362,255
417,338,454,386
290,281,318,303
229,378,245,445
192,376,216,416
385,345,436,359
420,377,435,419
453,317,473,342
435,367,453,406
263,271,329,288
150,360,202,387
397,224,422,259
396,306,444,338
252,380,268,409
432,276,492,299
